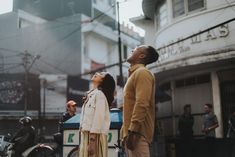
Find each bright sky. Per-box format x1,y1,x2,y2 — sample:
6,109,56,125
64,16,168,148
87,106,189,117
118,0,145,36
0,0,144,36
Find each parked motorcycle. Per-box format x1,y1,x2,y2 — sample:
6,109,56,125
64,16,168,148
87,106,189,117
6,142,54,157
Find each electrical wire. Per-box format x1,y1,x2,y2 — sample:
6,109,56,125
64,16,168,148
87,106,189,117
156,17,235,51
0,48,24,54
1,64,23,72
37,58,69,74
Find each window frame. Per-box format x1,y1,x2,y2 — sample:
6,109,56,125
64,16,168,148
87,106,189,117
155,0,168,30
172,0,205,18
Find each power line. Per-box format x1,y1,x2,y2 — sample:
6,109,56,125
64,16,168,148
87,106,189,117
78,60,126,76
0,48,24,54
1,64,23,72
156,17,235,51
0,54,21,59
37,58,69,74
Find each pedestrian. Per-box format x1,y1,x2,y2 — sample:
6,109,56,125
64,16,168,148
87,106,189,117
202,103,219,157
202,103,219,138
59,100,77,133
177,104,194,157
121,45,159,157
11,117,36,157
54,100,77,156
226,107,235,157
178,104,194,140
56,100,77,136
79,72,115,157
227,107,235,138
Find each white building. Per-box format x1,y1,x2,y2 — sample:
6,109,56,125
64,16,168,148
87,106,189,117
133,0,235,138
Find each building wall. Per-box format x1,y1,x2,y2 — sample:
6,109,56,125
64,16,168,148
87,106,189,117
13,0,92,20
154,1,235,72
140,0,235,138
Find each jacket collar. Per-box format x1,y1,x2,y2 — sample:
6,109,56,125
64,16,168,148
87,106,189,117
128,64,145,76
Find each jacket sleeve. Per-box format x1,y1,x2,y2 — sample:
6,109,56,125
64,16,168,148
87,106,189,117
90,91,108,133
129,69,154,132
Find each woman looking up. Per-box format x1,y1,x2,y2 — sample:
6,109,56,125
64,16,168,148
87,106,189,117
79,72,116,157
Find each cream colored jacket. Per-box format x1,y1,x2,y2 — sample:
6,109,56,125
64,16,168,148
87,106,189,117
80,88,110,135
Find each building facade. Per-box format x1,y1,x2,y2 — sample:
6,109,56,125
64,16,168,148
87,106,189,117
134,0,235,138
0,0,142,138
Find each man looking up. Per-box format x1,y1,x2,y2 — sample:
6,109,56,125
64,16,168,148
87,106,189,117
121,45,159,157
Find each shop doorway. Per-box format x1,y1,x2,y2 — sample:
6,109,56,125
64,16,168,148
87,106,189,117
220,81,235,137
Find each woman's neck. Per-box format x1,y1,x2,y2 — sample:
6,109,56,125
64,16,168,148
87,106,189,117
92,83,98,89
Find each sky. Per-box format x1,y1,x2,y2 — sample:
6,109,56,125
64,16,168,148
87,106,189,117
0,0,145,36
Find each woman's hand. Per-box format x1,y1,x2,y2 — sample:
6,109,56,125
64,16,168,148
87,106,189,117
88,142,95,156
88,133,96,156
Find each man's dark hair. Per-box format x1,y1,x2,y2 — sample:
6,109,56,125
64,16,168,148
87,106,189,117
184,104,191,110
205,103,213,109
144,46,159,65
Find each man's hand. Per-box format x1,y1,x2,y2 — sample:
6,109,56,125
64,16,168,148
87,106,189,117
125,131,140,151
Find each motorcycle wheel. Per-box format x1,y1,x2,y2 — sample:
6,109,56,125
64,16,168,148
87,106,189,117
67,147,79,157
28,146,55,157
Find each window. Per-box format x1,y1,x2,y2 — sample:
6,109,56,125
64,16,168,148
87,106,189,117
188,0,204,12
172,0,185,17
155,1,168,30
172,0,204,18
18,18,32,28
175,74,210,88
108,0,114,6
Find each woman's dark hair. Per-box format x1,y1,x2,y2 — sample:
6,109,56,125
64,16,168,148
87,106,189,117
98,73,116,107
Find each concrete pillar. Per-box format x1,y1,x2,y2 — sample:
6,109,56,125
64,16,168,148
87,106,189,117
211,71,223,138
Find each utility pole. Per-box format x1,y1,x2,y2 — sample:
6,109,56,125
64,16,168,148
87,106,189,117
117,1,124,87
21,50,40,116
0,52,4,73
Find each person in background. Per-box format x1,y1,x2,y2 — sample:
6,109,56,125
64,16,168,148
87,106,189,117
54,100,77,155
178,104,194,140
202,103,219,138
227,107,235,157
11,117,36,157
202,103,219,157
227,107,235,138
59,100,77,133
121,45,159,157
79,72,115,157
178,104,194,157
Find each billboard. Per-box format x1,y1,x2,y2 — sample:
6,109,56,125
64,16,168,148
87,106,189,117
0,73,40,111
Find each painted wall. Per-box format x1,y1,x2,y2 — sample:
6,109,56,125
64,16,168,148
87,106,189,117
154,0,235,71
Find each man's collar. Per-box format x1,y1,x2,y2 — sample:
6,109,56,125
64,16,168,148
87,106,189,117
128,64,145,76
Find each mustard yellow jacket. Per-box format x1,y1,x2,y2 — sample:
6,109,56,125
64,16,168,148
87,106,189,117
121,64,156,144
